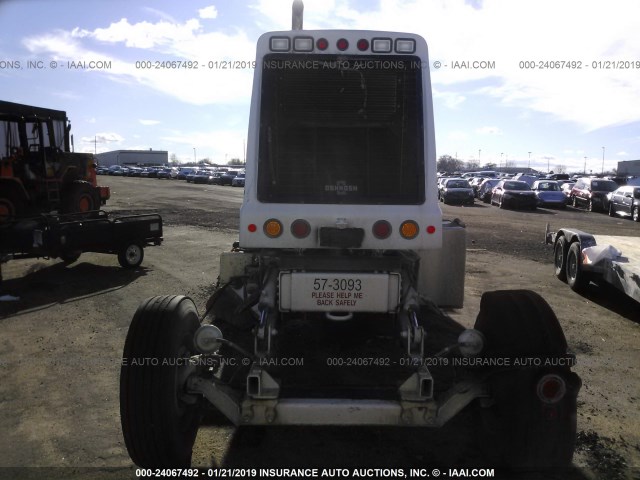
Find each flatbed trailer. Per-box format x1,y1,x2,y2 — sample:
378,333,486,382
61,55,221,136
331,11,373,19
0,210,163,279
547,226,640,303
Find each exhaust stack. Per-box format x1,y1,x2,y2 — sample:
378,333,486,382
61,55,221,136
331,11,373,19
292,0,304,30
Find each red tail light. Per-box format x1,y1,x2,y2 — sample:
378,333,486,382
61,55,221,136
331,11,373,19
372,220,392,239
291,219,311,238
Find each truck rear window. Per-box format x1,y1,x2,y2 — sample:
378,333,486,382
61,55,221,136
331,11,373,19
257,54,425,205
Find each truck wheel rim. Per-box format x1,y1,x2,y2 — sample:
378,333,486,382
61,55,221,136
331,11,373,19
125,245,142,264
554,244,564,271
568,253,577,280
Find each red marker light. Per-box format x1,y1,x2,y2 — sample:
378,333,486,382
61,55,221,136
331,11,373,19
317,38,329,50
357,39,369,51
336,38,349,51
248,224,257,233
426,225,436,234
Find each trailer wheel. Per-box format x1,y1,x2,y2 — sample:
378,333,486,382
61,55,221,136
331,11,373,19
553,236,568,282
566,242,589,292
120,295,203,468
118,243,144,268
473,290,579,467
63,183,99,214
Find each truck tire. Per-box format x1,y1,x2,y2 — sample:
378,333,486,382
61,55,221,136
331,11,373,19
60,251,81,264
633,206,639,222
120,295,203,468
118,243,144,268
63,183,99,214
566,241,589,292
473,290,580,468
553,235,568,282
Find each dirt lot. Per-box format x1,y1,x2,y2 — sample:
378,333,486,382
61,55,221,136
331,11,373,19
1,176,638,480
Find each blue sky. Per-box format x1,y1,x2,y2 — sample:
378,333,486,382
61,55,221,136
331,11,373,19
1,0,639,173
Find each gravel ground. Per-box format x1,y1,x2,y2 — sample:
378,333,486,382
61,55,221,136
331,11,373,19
0,176,638,480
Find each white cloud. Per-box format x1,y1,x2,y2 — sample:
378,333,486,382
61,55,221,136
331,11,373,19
139,119,161,126
476,126,502,136
252,0,640,131
24,17,255,106
433,89,465,109
199,6,218,19
617,151,628,156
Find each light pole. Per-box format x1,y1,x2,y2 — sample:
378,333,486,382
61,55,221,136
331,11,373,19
478,149,481,165
500,152,504,170
601,146,605,175
584,156,587,175
193,148,196,164
528,151,531,170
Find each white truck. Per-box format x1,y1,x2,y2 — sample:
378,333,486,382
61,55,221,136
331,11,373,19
120,1,581,469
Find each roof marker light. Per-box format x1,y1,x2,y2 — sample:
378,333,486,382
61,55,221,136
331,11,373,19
270,36,290,52
357,39,369,51
372,38,392,53
316,38,329,51
395,38,416,53
294,36,314,52
336,38,349,51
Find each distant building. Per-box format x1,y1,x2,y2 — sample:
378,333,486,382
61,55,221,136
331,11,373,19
617,160,640,176
96,149,168,167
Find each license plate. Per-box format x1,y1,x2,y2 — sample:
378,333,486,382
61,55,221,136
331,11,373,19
279,272,400,313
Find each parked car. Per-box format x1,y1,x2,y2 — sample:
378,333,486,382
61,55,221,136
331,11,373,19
231,173,245,187
193,170,214,184
468,177,487,195
608,185,640,221
209,172,224,185
531,180,567,208
126,167,143,177
220,170,241,186
439,178,475,205
177,167,197,180
157,168,173,179
569,177,618,212
559,182,575,197
108,165,126,176
477,178,501,203
491,180,537,210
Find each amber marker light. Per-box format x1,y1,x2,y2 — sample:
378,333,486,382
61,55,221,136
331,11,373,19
263,219,283,238
400,220,419,239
